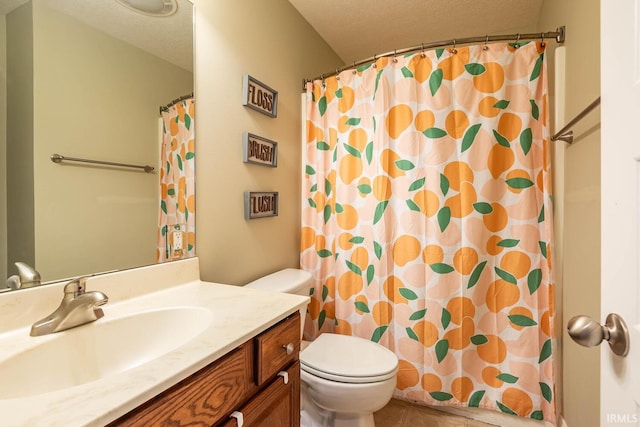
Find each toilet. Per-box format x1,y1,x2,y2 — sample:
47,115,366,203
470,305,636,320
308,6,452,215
245,268,398,427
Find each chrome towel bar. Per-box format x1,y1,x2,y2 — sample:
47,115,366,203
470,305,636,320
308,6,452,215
50,153,154,173
551,97,601,144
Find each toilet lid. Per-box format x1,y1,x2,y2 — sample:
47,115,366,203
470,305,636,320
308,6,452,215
300,333,398,384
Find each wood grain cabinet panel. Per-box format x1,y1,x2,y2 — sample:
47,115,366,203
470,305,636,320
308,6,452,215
222,361,300,427
254,313,300,386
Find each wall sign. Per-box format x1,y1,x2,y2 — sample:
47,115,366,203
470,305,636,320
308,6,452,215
242,75,278,117
243,133,278,167
244,191,278,220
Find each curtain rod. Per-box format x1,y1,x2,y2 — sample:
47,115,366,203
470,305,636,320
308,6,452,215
303,26,565,87
551,97,600,144
159,92,194,114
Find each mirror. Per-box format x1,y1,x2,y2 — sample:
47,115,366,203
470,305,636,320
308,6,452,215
1,0,194,289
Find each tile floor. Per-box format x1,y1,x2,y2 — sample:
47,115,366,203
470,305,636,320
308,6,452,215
374,399,498,427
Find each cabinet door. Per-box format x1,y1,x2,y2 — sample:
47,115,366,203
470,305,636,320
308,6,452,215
110,344,251,426
223,361,300,427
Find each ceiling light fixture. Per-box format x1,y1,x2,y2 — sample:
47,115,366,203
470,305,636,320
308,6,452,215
114,0,178,17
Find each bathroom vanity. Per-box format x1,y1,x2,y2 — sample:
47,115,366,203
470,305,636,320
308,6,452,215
110,313,301,426
0,258,308,426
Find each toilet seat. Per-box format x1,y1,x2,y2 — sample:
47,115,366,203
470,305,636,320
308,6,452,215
300,333,398,384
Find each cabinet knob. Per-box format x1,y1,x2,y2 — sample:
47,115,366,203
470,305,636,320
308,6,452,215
283,343,294,355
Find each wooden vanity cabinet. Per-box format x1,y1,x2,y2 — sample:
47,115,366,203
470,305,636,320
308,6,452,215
109,312,301,427
221,361,300,427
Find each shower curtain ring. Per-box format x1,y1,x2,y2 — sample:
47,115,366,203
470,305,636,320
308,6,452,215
451,39,457,54
353,61,357,74
373,54,377,68
421,43,426,57
514,33,521,48
321,74,325,88
540,32,546,48
393,49,398,63
336,67,340,80
483,35,489,51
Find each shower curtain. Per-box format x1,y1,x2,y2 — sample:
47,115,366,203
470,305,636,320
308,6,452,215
301,42,555,423
157,98,196,262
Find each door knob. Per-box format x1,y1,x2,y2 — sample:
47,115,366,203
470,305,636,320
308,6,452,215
567,313,629,357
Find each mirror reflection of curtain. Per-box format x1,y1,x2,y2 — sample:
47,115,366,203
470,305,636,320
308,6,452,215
157,98,195,262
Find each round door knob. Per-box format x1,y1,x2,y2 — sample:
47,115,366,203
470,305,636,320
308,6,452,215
567,313,629,357
567,315,606,347
283,343,295,355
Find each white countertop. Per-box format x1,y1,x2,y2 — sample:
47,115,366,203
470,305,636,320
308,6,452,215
0,258,309,426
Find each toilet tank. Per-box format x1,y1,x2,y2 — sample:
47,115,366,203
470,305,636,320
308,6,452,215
244,268,312,296
245,268,312,339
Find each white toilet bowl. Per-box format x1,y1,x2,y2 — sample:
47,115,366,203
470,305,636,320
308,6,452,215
245,269,399,427
300,370,396,427
299,333,398,427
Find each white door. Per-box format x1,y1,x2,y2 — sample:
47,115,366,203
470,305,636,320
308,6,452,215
600,0,640,424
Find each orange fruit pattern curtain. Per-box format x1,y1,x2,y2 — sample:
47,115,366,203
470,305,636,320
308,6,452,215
301,42,555,422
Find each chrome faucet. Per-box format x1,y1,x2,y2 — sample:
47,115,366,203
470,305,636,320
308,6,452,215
30,277,109,337
5,262,41,290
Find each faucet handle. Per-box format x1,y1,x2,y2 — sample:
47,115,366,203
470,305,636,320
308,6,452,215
63,276,90,297
14,262,41,288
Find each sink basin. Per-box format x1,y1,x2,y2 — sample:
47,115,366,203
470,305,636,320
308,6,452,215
0,306,213,399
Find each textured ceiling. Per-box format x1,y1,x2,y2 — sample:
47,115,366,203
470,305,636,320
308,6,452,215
288,0,545,63
3,1,545,72
1,0,193,71
0,0,29,14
